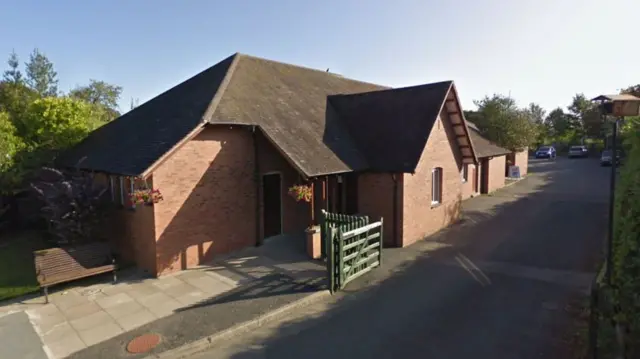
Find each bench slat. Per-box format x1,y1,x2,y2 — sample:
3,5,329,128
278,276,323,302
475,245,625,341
33,242,117,288
39,265,116,286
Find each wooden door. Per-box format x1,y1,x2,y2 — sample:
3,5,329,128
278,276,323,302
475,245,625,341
262,173,282,238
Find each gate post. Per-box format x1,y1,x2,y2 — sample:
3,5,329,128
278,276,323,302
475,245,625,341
337,227,344,290
327,226,336,293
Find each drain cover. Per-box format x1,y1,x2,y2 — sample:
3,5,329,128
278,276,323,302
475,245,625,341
126,333,161,354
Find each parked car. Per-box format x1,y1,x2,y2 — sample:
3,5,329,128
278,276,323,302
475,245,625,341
600,149,621,166
568,145,589,158
535,146,556,159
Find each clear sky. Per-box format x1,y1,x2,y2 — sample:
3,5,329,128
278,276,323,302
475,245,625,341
1,0,638,114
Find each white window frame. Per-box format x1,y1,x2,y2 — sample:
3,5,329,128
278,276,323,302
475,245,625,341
431,167,442,205
461,164,468,183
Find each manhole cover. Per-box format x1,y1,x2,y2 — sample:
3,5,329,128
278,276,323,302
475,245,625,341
126,333,161,354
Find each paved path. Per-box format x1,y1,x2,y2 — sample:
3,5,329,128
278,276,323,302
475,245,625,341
189,157,608,359
0,234,325,359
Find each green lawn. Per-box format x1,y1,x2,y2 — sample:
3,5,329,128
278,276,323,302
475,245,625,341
0,232,48,301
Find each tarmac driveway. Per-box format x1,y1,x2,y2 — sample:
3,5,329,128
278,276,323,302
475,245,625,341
192,156,609,359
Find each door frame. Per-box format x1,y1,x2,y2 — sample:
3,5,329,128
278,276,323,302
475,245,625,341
262,171,284,237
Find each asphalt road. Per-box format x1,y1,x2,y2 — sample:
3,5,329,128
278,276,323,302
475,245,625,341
188,157,609,359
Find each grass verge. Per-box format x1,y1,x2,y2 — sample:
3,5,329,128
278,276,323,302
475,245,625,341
0,231,48,301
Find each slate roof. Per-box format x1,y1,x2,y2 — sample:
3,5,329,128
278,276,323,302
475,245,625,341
466,123,511,158
329,81,453,172
58,53,468,177
209,54,386,176
56,54,236,176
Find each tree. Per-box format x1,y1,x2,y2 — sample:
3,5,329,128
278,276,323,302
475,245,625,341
524,103,546,124
23,97,101,150
472,94,539,151
69,79,122,122
25,49,58,97
0,111,24,170
3,51,23,85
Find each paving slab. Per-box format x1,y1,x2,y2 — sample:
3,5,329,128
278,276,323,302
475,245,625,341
62,301,102,321
69,311,114,332
42,322,86,358
125,283,162,300
77,321,123,346
67,273,324,359
95,292,134,309
114,309,156,331
104,300,144,319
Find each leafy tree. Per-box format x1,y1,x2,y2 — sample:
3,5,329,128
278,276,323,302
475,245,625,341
23,97,101,150
621,84,640,98
3,50,23,85
546,107,569,136
69,79,122,122
524,103,546,124
0,111,25,170
25,49,58,97
472,94,538,151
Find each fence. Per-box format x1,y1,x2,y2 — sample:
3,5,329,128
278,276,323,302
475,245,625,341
321,210,383,293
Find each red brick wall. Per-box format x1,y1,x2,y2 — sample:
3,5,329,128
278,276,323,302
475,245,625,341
356,173,401,247
461,163,478,200
514,149,528,176
487,155,506,193
152,126,257,275
147,126,310,276
401,110,463,247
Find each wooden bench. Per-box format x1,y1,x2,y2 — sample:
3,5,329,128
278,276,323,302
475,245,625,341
34,242,117,303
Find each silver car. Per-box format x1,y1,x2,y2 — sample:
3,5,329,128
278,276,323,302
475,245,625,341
600,149,620,166
568,145,588,158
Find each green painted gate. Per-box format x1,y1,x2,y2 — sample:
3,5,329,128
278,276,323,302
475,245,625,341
321,210,383,293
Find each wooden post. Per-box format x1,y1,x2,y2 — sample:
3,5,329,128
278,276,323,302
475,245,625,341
310,182,315,224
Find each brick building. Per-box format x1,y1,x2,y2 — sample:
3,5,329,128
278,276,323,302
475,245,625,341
58,53,484,276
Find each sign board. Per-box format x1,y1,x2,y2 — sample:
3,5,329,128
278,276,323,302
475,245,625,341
613,101,640,117
508,166,521,179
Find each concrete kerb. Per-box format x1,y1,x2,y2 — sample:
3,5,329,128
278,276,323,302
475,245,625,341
142,289,332,359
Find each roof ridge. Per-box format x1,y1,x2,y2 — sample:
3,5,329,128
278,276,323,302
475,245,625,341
234,52,389,89
202,53,241,123
330,80,452,99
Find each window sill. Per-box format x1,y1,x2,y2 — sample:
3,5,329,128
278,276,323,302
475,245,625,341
431,202,441,209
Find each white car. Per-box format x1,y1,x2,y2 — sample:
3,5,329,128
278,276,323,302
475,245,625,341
568,145,589,158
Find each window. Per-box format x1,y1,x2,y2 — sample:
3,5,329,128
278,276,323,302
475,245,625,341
461,164,468,183
431,167,443,205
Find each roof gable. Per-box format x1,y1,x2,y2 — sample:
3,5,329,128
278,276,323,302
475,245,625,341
329,81,456,172
57,54,237,175
465,122,511,158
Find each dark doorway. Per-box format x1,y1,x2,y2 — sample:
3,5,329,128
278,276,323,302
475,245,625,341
345,173,359,215
262,173,282,238
480,159,489,194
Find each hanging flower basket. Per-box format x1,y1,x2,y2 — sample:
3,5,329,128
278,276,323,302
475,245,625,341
129,188,164,206
288,184,312,203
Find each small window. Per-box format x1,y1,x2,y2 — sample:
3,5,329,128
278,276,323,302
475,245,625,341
461,164,468,183
431,167,443,205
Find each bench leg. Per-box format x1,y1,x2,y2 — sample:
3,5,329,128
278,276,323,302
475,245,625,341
113,269,117,284
43,286,49,304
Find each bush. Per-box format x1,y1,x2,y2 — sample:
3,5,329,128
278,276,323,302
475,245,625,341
30,167,108,246
611,126,640,354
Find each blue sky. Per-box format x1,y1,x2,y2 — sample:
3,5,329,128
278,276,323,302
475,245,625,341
1,0,638,114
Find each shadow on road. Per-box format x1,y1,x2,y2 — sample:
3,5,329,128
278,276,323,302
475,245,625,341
216,158,608,359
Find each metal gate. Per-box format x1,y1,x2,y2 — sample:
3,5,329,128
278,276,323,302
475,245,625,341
321,210,383,293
